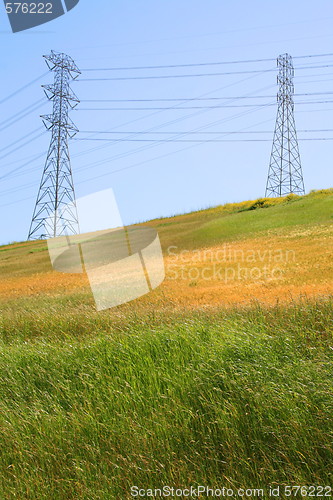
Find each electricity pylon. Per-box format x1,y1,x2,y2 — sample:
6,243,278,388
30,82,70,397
265,53,305,197
28,51,80,240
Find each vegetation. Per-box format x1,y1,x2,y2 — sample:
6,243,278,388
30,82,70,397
0,190,332,498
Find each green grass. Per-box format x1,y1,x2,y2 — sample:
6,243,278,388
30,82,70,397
188,191,333,247
0,190,333,498
0,300,332,498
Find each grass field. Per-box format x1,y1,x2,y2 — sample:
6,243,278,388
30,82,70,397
0,190,332,498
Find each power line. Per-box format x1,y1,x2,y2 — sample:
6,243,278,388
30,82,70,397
72,136,333,192
0,99,47,132
0,127,44,154
1,151,44,170
71,75,274,161
0,180,37,197
0,71,49,105
1,134,331,200
295,71,333,79
3,52,333,212
0,98,44,126
76,104,276,111
1,79,274,186
0,152,46,181
294,76,333,85
73,137,333,143
5,55,330,193
75,100,333,111
64,58,331,193
2,59,330,189
70,105,275,179
77,129,333,136
0,195,34,209
79,97,276,103
0,108,275,189
78,69,276,81
0,115,276,198
76,105,274,168
0,131,46,161
293,52,333,59
81,53,333,72
81,57,276,71
79,91,333,103
297,107,333,113
77,64,333,81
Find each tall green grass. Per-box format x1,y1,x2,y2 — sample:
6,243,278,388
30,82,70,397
0,190,332,498
0,299,332,499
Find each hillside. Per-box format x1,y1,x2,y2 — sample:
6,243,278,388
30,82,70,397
1,189,332,310
0,190,332,498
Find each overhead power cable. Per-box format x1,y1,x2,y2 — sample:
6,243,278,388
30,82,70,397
0,130,46,161
79,91,333,103
295,76,333,85
0,151,44,170
293,52,333,59
0,99,47,132
81,53,333,72
1,134,331,200
0,127,43,154
76,104,276,111
78,69,274,81
77,64,333,81
0,114,275,197
1,74,270,184
0,195,34,209
71,105,275,178
75,100,333,111
1,133,332,209
73,135,333,192
73,137,333,143
0,152,46,181
0,71,49,105
77,129,333,136
0,180,37,197
74,103,274,167
295,71,333,80
0,76,272,185
72,74,273,160
81,57,276,71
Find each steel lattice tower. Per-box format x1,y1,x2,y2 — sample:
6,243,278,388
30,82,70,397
265,53,305,197
28,51,80,240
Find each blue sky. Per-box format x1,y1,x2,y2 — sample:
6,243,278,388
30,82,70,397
0,0,333,244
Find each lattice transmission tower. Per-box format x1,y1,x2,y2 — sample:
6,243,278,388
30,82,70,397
28,51,80,240
265,53,305,197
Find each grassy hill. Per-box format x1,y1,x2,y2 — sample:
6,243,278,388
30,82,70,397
1,188,332,312
0,190,332,498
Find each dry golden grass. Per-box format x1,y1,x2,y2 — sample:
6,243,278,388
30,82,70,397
1,225,332,309
160,227,333,308
1,190,332,310
0,271,89,298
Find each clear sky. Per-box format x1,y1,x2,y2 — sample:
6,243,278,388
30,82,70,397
0,0,333,244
